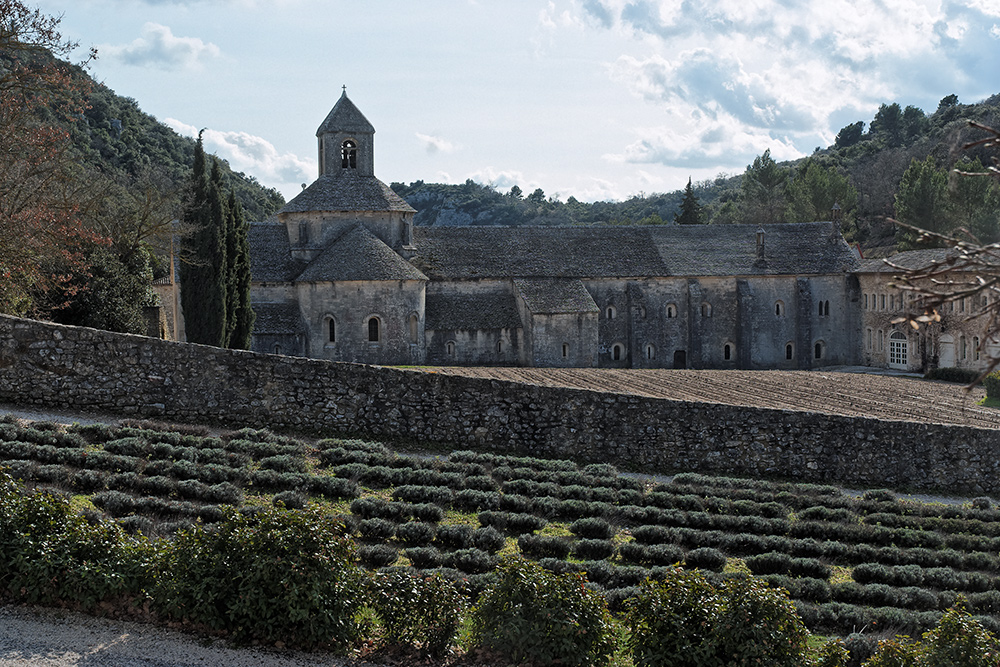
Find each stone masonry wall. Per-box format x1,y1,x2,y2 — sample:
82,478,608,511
1,315,999,494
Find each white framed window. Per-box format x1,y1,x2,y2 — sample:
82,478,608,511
889,331,908,369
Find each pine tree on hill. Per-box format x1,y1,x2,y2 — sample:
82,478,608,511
674,177,703,224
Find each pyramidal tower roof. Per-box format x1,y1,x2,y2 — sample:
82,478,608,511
316,88,375,136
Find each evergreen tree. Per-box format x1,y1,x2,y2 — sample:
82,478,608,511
674,177,703,224
785,160,858,223
739,149,788,225
180,133,228,347
228,189,255,349
894,155,950,250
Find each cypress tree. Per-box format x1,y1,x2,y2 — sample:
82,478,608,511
180,133,229,347
228,189,255,349
674,177,703,225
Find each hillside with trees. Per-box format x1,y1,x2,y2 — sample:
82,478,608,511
0,2,283,335
391,94,1000,257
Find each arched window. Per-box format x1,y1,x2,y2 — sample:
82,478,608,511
880,294,886,310
341,140,357,169
326,316,336,343
877,329,884,352
562,343,569,358
273,344,282,355
818,301,823,317
889,331,908,368
367,317,380,343
701,302,711,318
785,343,793,360
408,313,419,344
961,335,968,360
724,343,732,361
645,344,655,360
666,304,677,319
498,340,504,354
446,341,456,356
612,344,624,361
824,300,830,317
864,293,869,310
814,340,825,360
866,328,873,351
974,336,981,361
775,301,785,316
606,305,616,320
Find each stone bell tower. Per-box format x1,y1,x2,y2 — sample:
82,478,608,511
317,87,375,178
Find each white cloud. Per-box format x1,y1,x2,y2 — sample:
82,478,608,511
964,0,1000,18
101,23,221,69
416,133,459,155
165,118,314,191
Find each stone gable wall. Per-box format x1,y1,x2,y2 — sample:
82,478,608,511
1,314,998,494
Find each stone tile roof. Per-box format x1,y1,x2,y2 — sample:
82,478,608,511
248,222,304,282
279,174,415,215
413,222,859,279
858,249,954,272
514,278,599,314
296,225,428,282
316,91,375,136
252,302,302,335
425,290,522,330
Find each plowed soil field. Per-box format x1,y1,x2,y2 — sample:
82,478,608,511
423,367,1000,430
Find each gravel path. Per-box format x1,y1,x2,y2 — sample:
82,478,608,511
0,605,358,667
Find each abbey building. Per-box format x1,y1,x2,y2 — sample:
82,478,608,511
244,92,992,373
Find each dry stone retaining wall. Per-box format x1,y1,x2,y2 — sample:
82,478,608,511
1,315,999,494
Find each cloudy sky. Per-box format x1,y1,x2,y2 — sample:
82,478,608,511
37,0,1000,203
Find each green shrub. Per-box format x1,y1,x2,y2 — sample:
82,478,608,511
406,546,443,569
863,637,921,667
626,567,722,667
272,490,307,509
454,489,500,511
152,504,365,649
472,526,506,553
469,557,615,667
359,543,399,568
409,503,445,523
713,576,809,667
0,472,151,610
359,518,397,541
435,524,473,549
684,547,727,572
926,367,983,384
518,534,572,560
921,599,1000,667
570,517,615,540
370,569,465,657
572,538,616,561
395,521,437,547
393,484,452,506
444,548,496,574
815,638,850,667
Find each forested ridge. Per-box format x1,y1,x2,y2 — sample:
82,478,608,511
392,93,1000,256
